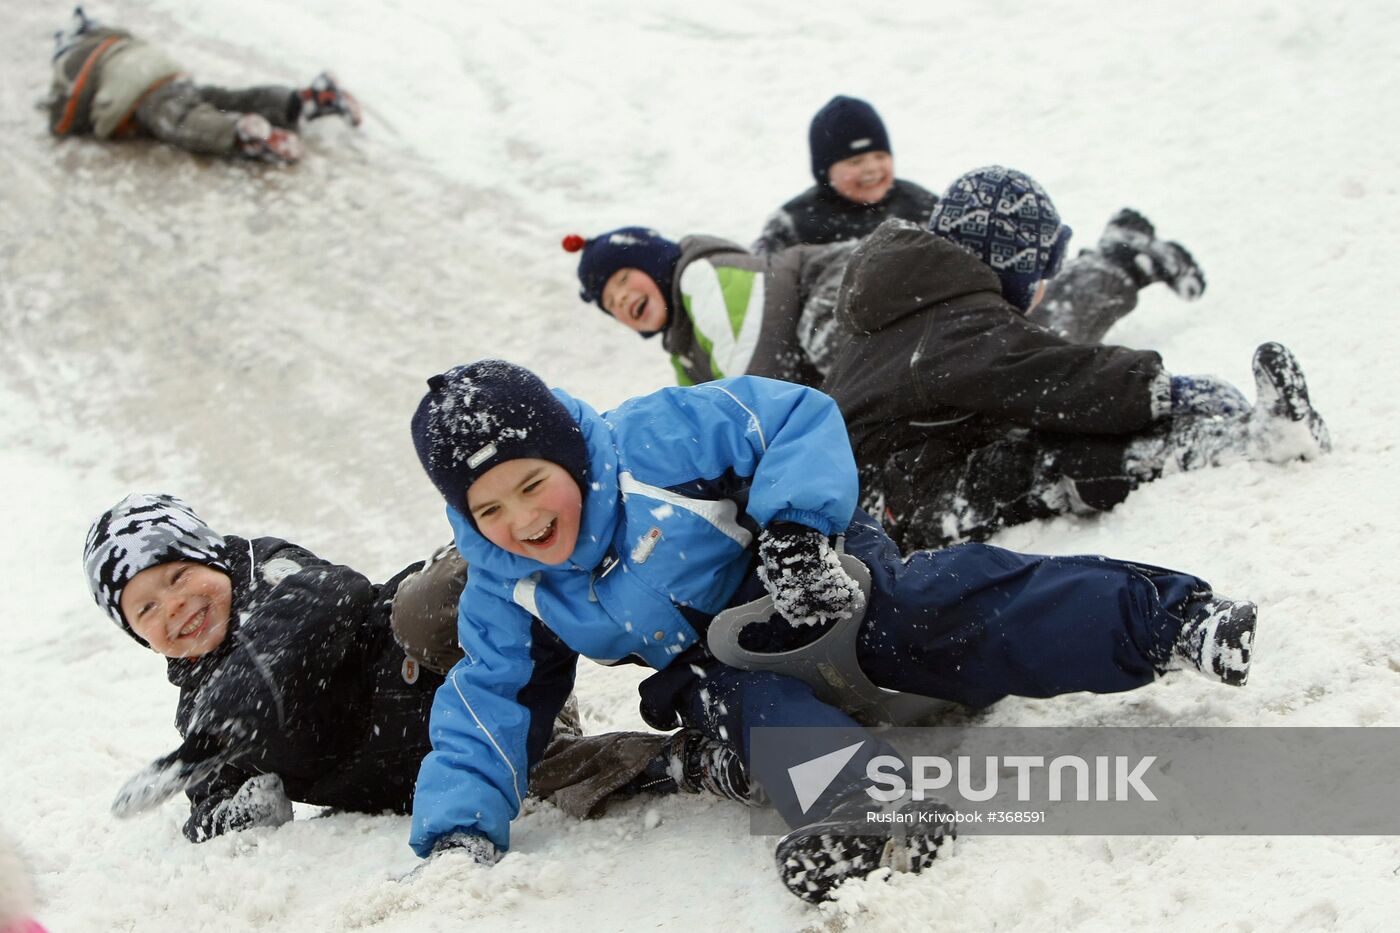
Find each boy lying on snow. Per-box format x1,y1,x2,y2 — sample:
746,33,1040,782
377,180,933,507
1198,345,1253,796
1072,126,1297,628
83,495,747,843
47,7,360,164
564,166,1325,551
406,359,1260,903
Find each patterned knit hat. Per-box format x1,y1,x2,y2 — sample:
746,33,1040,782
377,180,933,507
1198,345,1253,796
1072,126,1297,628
809,95,891,187
927,166,1073,311
83,493,229,639
563,228,682,316
411,360,589,515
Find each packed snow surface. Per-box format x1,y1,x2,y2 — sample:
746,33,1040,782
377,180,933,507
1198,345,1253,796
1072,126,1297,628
2,1,1398,930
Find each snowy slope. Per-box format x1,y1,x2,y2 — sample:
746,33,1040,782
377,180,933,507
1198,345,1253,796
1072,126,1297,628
2,0,1398,929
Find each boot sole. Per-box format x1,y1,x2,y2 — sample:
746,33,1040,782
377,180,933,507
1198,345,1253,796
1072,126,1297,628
774,802,956,903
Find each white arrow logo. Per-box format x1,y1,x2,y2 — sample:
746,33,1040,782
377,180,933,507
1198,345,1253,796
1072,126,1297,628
788,741,865,814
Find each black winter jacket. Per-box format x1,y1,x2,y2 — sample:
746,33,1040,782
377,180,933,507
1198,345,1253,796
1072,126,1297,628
167,536,441,841
752,179,938,254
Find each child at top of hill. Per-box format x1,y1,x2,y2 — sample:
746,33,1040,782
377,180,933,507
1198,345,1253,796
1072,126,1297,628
47,7,361,164
751,95,939,255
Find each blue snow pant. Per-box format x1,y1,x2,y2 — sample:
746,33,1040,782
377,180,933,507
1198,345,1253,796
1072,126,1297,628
637,510,1208,827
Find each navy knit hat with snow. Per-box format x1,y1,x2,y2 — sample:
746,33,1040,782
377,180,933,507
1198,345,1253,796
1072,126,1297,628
809,95,891,187
564,228,682,313
411,360,589,514
83,493,230,641
927,166,1073,312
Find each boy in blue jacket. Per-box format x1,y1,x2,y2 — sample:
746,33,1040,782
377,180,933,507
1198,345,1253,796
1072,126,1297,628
408,361,1258,903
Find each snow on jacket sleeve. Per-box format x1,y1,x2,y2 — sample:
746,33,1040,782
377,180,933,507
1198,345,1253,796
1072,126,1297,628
409,578,578,856
617,376,859,536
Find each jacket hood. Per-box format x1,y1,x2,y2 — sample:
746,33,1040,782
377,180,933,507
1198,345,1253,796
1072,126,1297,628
837,219,1004,335
446,391,622,579
674,235,750,281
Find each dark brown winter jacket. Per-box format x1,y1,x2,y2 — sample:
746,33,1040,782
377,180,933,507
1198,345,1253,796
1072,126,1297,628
823,220,1168,471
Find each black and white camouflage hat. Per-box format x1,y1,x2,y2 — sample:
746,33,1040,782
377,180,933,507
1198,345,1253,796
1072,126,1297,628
83,494,229,637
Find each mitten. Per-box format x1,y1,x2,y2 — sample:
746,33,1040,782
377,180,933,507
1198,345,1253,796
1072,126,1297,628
756,522,864,626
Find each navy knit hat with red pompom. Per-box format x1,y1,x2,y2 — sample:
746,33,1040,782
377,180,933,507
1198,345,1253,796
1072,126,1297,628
927,166,1073,312
809,95,891,187
410,360,589,515
562,228,682,316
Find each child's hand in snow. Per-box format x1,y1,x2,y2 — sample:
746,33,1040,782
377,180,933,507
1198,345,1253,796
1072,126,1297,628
402,833,500,882
756,522,864,627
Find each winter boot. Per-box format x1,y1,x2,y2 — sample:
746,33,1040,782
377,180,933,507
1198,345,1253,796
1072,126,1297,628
299,72,363,126
775,790,956,903
1249,341,1332,460
1171,593,1258,686
665,730,754,804
1099,208,1206,300
235,113,304,164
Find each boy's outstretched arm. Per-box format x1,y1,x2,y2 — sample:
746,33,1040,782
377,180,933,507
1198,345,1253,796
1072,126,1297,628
410,582,577,858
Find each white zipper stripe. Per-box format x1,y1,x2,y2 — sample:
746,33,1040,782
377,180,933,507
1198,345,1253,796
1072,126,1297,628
512,577,540,618
618,472,753,548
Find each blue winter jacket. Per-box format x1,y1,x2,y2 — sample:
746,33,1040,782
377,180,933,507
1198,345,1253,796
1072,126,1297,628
409,376,858,855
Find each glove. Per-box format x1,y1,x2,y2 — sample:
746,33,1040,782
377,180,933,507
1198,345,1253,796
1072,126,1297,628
756,522,864,627
111,720,252,818
208,773,294,836
403,833,500,881
1170,375,1250,417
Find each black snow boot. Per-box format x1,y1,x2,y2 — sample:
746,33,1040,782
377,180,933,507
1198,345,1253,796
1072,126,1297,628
299,72,363,126
673,730,753,804
1251,341,1332,457
1172,593,1258,686
775,791,956,903
1099,208,1206,300
633,730,754,804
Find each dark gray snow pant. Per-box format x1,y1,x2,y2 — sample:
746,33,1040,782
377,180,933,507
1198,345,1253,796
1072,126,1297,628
135,80,299,156
1028,250,1141,345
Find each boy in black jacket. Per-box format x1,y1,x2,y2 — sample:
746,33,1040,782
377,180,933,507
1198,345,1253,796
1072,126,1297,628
84,494,747,842
752,95,940,255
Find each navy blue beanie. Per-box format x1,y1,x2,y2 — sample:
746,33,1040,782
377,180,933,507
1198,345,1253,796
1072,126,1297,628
927,166,1073,311
411,360,589,514
564,228,682,316
809,95,891,187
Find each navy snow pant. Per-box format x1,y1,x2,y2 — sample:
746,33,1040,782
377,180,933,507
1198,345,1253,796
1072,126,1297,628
638,510,1208,827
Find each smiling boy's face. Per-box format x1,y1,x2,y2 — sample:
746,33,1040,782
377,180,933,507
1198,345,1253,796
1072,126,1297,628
601,268,669,334
466,458,583,565
828,150,894,204
120,561,233,658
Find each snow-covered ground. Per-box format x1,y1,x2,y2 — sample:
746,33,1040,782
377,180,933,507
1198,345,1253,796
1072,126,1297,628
2,0,1398,929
